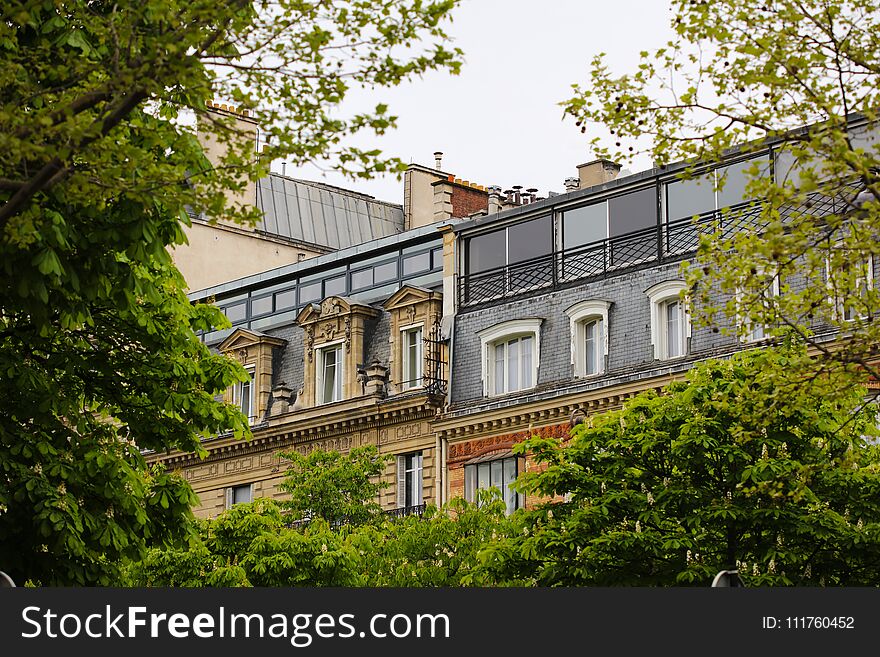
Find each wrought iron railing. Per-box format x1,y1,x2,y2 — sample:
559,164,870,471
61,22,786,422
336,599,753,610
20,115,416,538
384,503,427,519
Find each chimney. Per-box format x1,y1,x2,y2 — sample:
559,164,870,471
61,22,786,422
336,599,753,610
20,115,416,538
487,185,503,214
576,159,622,189
434,151,444,170
564,177,580,192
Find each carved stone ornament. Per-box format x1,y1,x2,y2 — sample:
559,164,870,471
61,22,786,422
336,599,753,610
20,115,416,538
320,298,340,317
344,317,352,352
405,304,417,324
322,321,337,340
305,325,314,363
237,347,249,362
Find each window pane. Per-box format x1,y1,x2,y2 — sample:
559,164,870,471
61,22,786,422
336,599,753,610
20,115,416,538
521,336,533,388
608,187,657,237
478,463,490,498
507,215,553,264
666,300,680,358
431,247,444,269
224,302,247,323
322,348,338,402
494,342,505,394
274,288,297,311
465,465,476,502
585,320,597,375
403,252,431,275
232,485,252,505
350,267,373,290
503,458,518,514
250,295,273,316
299,280,322,304
507,338,519,391
468,230,506,274
324,274,346,297
374,260,398,283
665,173,715,223
562,202,608,248
717,157,769,208
490,460,503,491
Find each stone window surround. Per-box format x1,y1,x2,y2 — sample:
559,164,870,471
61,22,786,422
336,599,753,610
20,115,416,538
565,299,611,377
315,339,345,405
645,280,690,360
477,318,542,397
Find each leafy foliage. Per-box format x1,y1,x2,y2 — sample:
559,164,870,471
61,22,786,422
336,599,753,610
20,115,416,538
564,0,880,383
278,445,389,526
1,1,462,584
480,346,880,586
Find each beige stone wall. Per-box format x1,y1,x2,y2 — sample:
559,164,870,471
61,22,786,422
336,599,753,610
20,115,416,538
172,221,322,291
404,167,445,230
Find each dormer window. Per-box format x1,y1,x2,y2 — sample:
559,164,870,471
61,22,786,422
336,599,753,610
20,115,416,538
234,367,256,423
565,300,611,377
401,326,423,390
317,342,344,404
646,281,690,360
477,319,542,397
217,328,286,425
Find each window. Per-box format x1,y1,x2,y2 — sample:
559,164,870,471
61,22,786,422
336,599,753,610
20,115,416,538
828,255,874,322
316,343,343,404
401,326,423,390
234,367,256,423
226,483,253,508
646,281,690,360
403,251,431,276
465,215,553,274
477,319,541,397
464,456,521,515
566,300,611,377
396,452,423,508
738,273,780,343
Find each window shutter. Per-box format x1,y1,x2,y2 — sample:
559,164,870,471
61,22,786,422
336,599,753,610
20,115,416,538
396,455,406,508
225,487,233,509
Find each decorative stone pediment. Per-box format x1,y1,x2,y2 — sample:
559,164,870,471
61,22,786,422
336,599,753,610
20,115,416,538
217,328,287,422
381,285,440,312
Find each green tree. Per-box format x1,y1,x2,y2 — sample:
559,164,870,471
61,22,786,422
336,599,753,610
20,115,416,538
1,1,462,584
480,345,880,586
278,446,390,526
563,0,880,383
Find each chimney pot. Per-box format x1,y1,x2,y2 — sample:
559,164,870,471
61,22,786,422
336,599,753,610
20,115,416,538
434,151,443,169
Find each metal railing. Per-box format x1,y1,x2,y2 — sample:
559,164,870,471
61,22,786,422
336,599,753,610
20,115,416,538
457,197,803,309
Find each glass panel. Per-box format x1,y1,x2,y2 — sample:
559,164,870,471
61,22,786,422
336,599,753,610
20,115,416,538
223,302,247,323
717,157,768,208
232,485,252,505
299,280,322,304
507,338,519,392
585,320,597,375
490,460,503,492
666,300,681,358
350,267,373,290
274,288,297,311
465,465,476,502
562,202,608,248
239,377,252,418
478,463,490,503
322,348,338,402
374,260,398,283
494,342,505,394
431,247,444,269
608,187,657,237
250,295,273,316
503,458,518,513
468,230,506,274
403,251,431,276
324,274,346,297
665,173,714,223
521,336,533,388
507,215,553,264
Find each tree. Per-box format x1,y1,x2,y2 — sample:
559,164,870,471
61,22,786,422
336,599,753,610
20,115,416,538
480,345,880,586
278,446,389,526
563,0,880,384
1,1,462,584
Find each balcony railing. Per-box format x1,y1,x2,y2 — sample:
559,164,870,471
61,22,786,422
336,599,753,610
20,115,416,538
458,198,780,309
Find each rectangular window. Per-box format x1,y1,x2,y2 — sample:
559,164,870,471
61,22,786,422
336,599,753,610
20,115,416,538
403,251,431,276
467,229,507,274
464,457,521,515
299,280,322,304
562,202,608,249
374,260,398,284
223,301,248,323
227,483,253,508
317,344,343,404
401,326,423,389
324,274,347,297
507,215,553,264
350,267,373,290
234,368,255,423
492,335,535,395
397,452,423,508
584,318,603,375
250,294,273,317
274,288,297,311
665,300,682,358
608,187,656,237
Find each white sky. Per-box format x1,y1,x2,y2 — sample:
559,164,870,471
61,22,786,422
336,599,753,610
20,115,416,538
279,0,675,204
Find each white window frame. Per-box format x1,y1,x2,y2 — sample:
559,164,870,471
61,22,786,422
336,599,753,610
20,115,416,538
316,340,344,404
226,483,253,509
477,318,542,397
646,280,690,360
464,456,523,515
400,323,424,390
737,273,780,343
233,366,256,424
396,452,423,508
826,254,874,322
565,300,611,377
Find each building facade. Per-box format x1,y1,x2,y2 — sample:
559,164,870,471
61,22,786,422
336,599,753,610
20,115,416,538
150,119,879,518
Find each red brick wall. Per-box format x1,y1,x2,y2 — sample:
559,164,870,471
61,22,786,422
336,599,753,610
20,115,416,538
450,184,488,218
447,423,570,507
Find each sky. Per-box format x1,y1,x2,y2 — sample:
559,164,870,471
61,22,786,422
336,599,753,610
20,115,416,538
278,0,675,205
